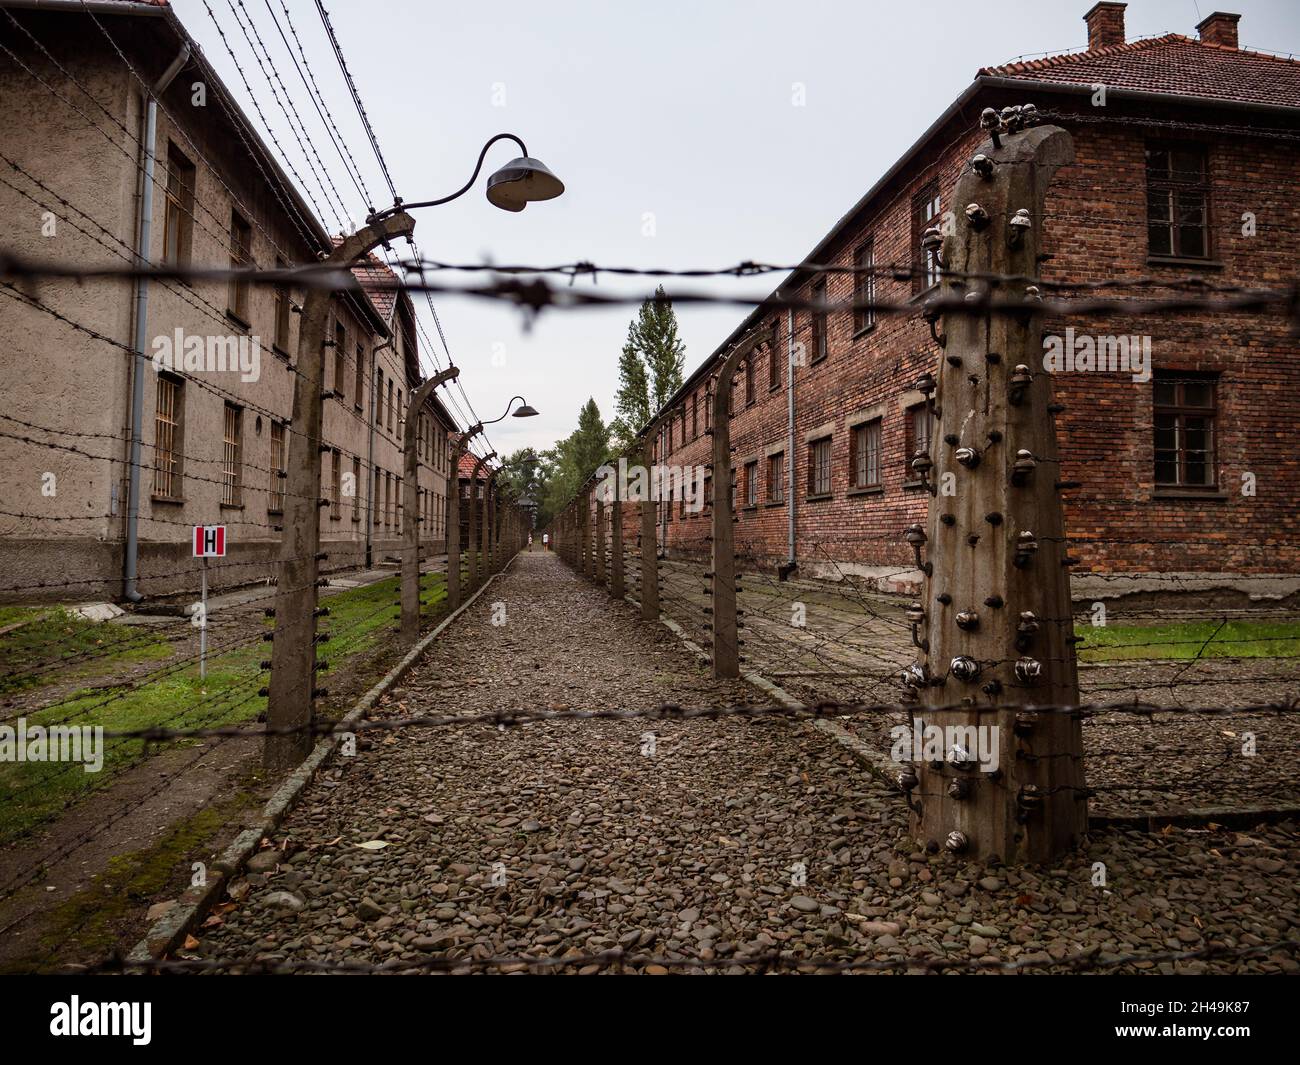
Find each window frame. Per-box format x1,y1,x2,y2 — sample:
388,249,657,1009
850,417,883,491
221,402,243,507
807,436,832,498
810,279,828,363
1153,371,1218,490
854,240,876,335
912,183,942,293
227,210,253,325
152,373,184,501
767,451,785,504
1145,141,1212,262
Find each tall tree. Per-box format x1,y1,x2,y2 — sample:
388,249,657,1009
630,285,686,413
538,398,611,526
611,328,651,451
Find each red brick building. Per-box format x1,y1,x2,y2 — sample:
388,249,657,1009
644,5,1300,602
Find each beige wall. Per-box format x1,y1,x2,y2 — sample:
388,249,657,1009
0,13,453,601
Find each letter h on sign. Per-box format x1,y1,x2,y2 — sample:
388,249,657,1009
193,524,227,557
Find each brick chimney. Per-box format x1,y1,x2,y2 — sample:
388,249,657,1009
1084,2,1127,50
1196,11,1240,48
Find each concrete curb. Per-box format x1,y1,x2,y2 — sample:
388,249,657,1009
127,554,519,963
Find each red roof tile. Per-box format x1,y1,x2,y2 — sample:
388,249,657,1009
458,452,494,480
979,34,1300,108
350,252,398,325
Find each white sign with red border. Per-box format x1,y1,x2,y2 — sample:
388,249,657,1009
192,525,227,558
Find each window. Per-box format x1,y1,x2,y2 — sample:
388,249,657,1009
681,405,687,445
228,210,252,322
375,371,384,426
810,279,828,363
152,375,183,499
744,460,758,507
691,392,698,438
703,474,713,509
273,259,291,354
162,144,195,267
667,419,673,454
354,342,365,411
268,419,286,512
222,402,243,505
329,448,341,519
913,183,941,291
768,452,785,504
905,404,931,479
705,383,713,430
768,321,781,391
1154,372,1217,488
744,356,755,406
373,465,382,526
1147,143,1210,260
808,436,832,497
851,418,882,489
386,379,395,433
854,241,875,333
351,457,361,521
396,476,403,533
333,320,347,402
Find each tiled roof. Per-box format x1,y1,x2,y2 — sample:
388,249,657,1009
458,452,493,479
979,34,1300,108
350,251,398,324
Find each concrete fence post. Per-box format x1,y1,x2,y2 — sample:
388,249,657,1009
907,115,1083,864
709,343,747,679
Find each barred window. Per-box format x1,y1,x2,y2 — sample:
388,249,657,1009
333,320,347,403
163,144,195,267
912,183,941,291
768,321,781,391
330,448,341,520
768,452,785,504
744,460,758,507
808,436,832,497
273,259,291,354
1154,372,1217,488
222,403,243,505
1147,143,1210,260
268,420,286,512
810,279,828,363
854,240,875,333
905,404,931,480
351,456,362,521
153,375,183,499
851,418,882,489
228,211,252,322
354,343,365,411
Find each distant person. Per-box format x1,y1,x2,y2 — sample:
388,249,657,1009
543,532,550,550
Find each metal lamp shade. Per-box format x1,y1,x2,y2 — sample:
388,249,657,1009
511,403,540,417
485,157,565,212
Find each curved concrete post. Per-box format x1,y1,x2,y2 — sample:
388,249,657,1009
401,367,459,645
466,452,494,588
610,493,624,599
482,471,498,575
445,432,475,613
266,210,416,771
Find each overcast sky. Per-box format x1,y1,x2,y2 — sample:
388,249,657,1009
172,0,1298,460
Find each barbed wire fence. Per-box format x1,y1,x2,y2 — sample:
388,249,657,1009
0,5,1296,972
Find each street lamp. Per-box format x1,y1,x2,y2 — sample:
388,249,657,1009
484,396,540,423
267,134,560,771
368,134,564,221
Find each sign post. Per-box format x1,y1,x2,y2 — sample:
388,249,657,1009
192,525,227,681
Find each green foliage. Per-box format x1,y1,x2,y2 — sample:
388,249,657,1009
537,398,611,527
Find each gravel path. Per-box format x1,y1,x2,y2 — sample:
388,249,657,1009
192,552,1299,974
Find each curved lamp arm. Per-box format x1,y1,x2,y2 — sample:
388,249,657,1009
370,135,528,221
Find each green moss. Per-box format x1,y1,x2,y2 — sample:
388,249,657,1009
5,792,253,972
1077,619,1300,661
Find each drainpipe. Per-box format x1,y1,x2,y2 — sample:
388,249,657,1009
783,307,797,577
123,42,191,603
